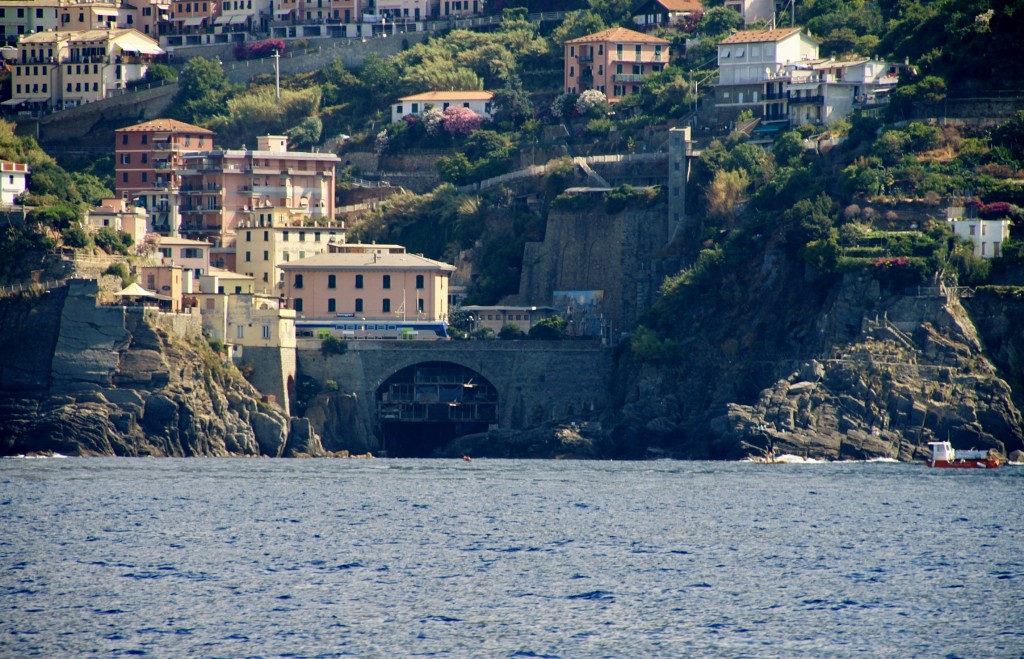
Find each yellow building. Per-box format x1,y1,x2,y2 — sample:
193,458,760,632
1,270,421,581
236,206,347,295
9,28,163,112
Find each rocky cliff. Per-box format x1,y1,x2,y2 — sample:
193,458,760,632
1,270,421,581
0,279,322,457
609,266,1024,461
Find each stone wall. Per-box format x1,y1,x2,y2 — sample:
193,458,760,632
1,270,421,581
297,340,613,452
518,200,680,341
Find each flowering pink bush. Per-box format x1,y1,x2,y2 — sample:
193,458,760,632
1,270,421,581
442,106,482,137
979,201,1012,218
234,39,286,61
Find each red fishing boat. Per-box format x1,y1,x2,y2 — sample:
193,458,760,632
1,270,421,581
927,441,1002,469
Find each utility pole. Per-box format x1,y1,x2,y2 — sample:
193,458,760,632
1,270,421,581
274,49,280,103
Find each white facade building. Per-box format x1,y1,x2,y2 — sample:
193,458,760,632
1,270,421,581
391,91,493,123
0,161,29,206
949,218,1011,259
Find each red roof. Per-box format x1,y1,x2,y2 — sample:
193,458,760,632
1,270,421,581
566,27,670,45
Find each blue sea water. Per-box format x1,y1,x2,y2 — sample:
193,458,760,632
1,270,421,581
1,458,1022,658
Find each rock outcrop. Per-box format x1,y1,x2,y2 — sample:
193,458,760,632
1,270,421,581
611,270,1023,461
0,280,321,457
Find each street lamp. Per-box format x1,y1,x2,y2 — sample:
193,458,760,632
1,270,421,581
468,315,475,337
381,15,387,38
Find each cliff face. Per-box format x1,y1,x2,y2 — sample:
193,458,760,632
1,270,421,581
0,280,321,457
610,264,1024,461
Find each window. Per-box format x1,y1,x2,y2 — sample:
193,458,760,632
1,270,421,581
328,274,336,288
417,299,424,313
416,275,424,289
299,232,306,242
635,45,641,59
283,231,289,241
245,251,251,262
382,299,391,313
294,298,303,312
262,325,270,340
616,44,623,58
263,250,269,261
328,298,336,312
355,274,363,289
355,298,363,313
396,104,403,114
237,325,244,339
383,275,391,289
245,230,251,241
294,274,303,288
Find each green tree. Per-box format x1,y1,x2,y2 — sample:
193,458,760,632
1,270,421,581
529,315,567,340
550,10,606,46
170,57,240,124
498,323,525,339
697,7,744,38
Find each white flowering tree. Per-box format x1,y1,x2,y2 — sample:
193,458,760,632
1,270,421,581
575,89,609,117
421,107,445,137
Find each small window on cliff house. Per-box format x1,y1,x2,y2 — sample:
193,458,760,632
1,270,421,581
294,274,303,288
328,274,336,288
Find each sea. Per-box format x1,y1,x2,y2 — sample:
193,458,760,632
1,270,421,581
1,458,1022,658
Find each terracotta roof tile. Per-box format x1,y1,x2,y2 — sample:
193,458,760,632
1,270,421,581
566,27,670,45
719,27,812,44
117,119,215,134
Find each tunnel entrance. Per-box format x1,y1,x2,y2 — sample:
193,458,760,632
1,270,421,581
376,361,498,457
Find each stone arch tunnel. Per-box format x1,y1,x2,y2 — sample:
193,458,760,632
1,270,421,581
376,361,498,457
296,342,613,456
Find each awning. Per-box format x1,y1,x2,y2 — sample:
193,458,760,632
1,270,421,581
230,15,247,24
274,8,294,16
1,98,26,106
183,17,206,27
214,15,231,24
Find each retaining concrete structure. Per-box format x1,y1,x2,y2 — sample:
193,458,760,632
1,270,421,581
297,340,613,447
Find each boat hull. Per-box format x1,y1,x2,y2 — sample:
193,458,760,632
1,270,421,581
927,459,1002,469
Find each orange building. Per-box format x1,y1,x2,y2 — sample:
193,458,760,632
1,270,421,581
564,27,670,103
115,118,216,234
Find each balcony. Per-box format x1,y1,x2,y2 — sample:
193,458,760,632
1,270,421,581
789,94,824,105
613,73,645,83
576,53,593,63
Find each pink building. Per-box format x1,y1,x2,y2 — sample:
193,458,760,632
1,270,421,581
564,27,670,103
84,198,148,248
279,249,455,322
177,135,340,270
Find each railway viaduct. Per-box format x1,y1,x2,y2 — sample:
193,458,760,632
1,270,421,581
289,340,614,454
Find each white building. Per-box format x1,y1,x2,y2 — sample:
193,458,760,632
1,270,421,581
391,91,493,123
83,198,148,247
0,161,29,206
715,28,820,122
786,58,901,126
724,0,779,25
949,218,1011,259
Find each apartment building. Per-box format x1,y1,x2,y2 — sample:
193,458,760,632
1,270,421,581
785,58,900,126
83,198,149,247
115,118,216,234
166,0,221,34
279,250,455,321
176,135,340,269
713,27,819,121
391,91,493,123
7,28,163,112
0,1,61,46
236,206,347,295
564,27,670,103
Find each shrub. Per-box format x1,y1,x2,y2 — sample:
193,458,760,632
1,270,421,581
442,106,482,137
94,228,132,255
61,224,90,249
529,316,567,340
321,335,348,355
325,379,339,392
103,262,130,283
498,323,524,340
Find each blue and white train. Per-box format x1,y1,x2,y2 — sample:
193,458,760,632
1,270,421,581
296,319,450,341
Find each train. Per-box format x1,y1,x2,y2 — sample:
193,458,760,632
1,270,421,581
296,318,451,341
